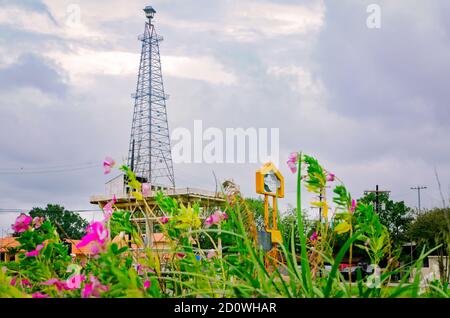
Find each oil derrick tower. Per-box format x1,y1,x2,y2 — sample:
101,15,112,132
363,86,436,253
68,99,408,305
91,6,225,253
128,5,175,189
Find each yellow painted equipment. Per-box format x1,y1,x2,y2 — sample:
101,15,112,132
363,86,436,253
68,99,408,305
256,162,284,267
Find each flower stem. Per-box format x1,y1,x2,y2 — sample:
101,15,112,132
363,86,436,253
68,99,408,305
296,153,312,296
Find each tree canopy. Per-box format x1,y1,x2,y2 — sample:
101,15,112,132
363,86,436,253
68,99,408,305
29,204,88,240
358,192,413,245
409,208,450,253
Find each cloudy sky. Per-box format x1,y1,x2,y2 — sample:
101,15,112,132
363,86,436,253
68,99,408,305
1,0,449,234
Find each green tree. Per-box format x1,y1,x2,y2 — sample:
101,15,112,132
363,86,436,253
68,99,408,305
358,192,413,245
280,206,315,255
29,204,88,240
409,208,450,283
244,198,266,231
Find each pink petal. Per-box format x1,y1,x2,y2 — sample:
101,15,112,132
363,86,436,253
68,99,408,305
76,232,98,248
12,214,33,233
90,244,100,255
25,244,44,257
66,275,85,290
160,216,169,224
142,183,150,197
288,152,299,161
103,197,116,219
350,199,357,213
81,283,93,298
144,280,151,289
287,161,298,174
207,249,216,259
326,173,335,182
103,156,115,168
25,250,39,257
41,278,59,285
104,166,112,175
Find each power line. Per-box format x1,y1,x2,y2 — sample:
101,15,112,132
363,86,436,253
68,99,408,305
0,163,100,175
411,186,427,214
0,161,99,172
0,209,101,213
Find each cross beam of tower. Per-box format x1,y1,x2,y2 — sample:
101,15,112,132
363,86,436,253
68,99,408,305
128,5,175,189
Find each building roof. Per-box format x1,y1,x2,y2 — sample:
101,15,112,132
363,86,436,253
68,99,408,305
67,239,95,256
0,237,20,252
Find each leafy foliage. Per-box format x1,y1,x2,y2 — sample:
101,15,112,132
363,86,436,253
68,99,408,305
1,155,447,298
359,192,413,244
29,204,88,240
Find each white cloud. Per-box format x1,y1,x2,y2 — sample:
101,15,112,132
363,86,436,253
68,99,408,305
162,56,238,85
0,87,59,109
225,0,326,41
159,0,326,43
46,49,139,84
0,4,104,40
267,66,325,99
46,48,237,86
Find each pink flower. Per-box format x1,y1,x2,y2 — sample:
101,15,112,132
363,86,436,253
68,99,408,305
136,264,144,275
32,216,45,229
310,232,318,242
77,222,109,255
25,243,45,257
103,156,115,175
10,278,16,286
103,195,116,219
41,278,69,291
21,279,32,287
160,216,169,224
12,214,32,233
32,292,49,298
91,244,102,255
66,274,86,290
142,183,150,197
350,199,357,213
326,173,335,182
81,275,109,298
205,210,227,228
143,280,151,289
287,152,299,174
207,249,216,259
205,214,220,228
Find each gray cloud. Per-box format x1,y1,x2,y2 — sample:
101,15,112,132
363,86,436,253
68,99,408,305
1,0,450,234
0,54,68,97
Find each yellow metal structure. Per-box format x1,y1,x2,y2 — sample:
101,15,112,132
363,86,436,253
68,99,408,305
255,162,284,267
256,162,284,198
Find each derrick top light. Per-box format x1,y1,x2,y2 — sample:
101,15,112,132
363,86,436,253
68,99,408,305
143,6,156,20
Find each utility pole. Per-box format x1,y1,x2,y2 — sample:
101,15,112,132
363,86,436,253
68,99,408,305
411,186,427,214
364,185,390,214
